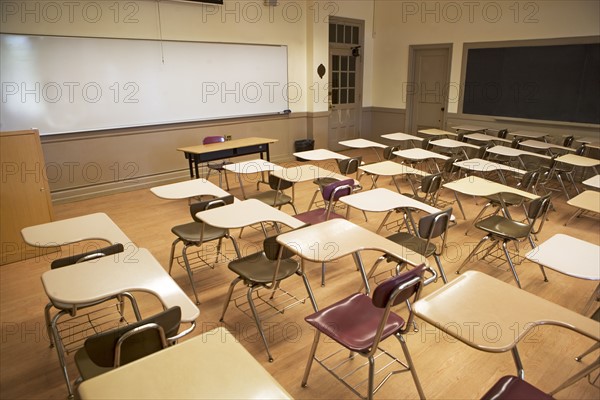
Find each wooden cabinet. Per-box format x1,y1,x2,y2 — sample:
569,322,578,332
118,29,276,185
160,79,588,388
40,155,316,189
1,130,55,265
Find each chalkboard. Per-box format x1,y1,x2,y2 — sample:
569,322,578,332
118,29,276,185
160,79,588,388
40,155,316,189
462,43,600,124
0,34,289,135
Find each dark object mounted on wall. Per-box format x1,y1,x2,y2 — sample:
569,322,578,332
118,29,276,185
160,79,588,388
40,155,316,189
317,64,326,79
352,46,361,57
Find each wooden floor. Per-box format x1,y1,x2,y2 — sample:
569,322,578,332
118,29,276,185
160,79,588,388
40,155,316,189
1,148,599,399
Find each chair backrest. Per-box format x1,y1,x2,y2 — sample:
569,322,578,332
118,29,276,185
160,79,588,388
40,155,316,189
497,129,508,139
418,208,453,245
82,306,181,368
337,156,362,176
511,137,523,148
268,174,294,191
575,143,586,155
383,145,400,160
190,194,235,223
421,138,432,150
263,234,297,261
562,135,574,147
457,132,466,142
51,243,125,269
520,170,540,192
441,155,463,180
477,143,493,159
322,178,354,203
525,194,552,234
371,264,432,309
202,136,225,145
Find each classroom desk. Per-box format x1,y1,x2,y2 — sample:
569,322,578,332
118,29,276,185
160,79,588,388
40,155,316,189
339,138,388,160
583,174,600,190
21,212,132,248
42,248,200,398
463,132,511,145
443,176,538,219
453,158,526,184
77,327,292,400
393,148,449,173
413,271,600,379
518,139,575,155
358,160,429,192
293,148,348,161
177,137,277,179
339,187,454,233
430,138,479,157
150,178,234,200
485,145,551,161
194,198,304,230
417,128,458,138
555,154,600,171
452,125,488,133
565,190,600,226
380,132,423,147
223,159,282,199
510,130,549,142
276,219,427,295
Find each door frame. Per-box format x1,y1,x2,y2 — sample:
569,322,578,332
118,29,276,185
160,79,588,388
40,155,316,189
405,43,453,134
328,16,364,150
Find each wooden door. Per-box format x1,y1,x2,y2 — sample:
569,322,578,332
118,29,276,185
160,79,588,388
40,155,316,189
407,46,452,134
1,130,55,265
328,18,363,151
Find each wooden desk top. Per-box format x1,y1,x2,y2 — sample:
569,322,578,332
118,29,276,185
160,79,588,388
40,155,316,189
150,179,234,200
413,271,600,353
293,148,348,161
77,327,291,400
555,154,600,168
223,159,282,174
567,190,600,214
519,139,574,152
340,188,454,221
431,138,479,149
510,130,549,140
452,125,488,132
41,248,199,322
276,219,426,266
271,164,348,183
454,158,526,175
583,174,600,189
485,145,551,159
393,148,449,161
339,138,387,149
177,137,277,154
525,234,600,281
443,176,538,200
21,213,132,248
418,128,458,137
381,132,423,142
359,160,429,177
195,199,304,230
464,133,510,143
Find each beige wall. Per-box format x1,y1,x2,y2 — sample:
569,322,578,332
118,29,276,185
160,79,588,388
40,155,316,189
1,0,598,202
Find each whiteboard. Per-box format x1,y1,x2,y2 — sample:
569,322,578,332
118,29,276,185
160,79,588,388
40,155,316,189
0,34,289,135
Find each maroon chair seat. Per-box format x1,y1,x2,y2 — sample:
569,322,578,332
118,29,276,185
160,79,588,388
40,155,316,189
302,265,437,400
481,376,553,400
295,208,345,225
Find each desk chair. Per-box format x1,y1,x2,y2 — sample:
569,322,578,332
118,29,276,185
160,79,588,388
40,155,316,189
457,194,552,288
466,170,541,236
295,179,354,286
301,265,437,400
308,156,363,211
220,232,316,362
168,195,241,304
481,376,553,400
45,243,143,399
545,144,587,199
249,174,298,214
406,172,443,207
74,306,182,383
497,129,509,139
367,208,453,285
203,135,231,190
